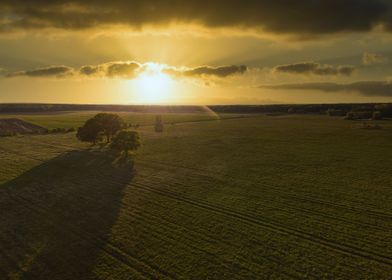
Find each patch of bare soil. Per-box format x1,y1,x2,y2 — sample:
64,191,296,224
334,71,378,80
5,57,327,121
0,118,47,136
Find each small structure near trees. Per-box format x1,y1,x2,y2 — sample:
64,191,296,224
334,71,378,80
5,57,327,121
155,115,163,132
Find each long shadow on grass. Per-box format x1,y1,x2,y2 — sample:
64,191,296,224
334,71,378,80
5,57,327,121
0,149,134,279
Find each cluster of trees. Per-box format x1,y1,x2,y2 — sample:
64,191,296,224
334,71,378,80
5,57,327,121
343,104,392,120
77,113,124,144
345,111,374,120
322,104,392,120
77,113,140,155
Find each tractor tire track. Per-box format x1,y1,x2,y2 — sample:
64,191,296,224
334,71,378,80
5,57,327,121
1,183,177,280
131,181,392,267
2,144,392,263
138,159,392,219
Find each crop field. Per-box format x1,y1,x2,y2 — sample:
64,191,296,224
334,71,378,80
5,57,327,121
0,110,232,129
0,113,392,279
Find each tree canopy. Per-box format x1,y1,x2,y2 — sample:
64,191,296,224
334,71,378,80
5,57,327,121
76,118,102,144
76,113,125,144
93,113,125,142
110,130,141,155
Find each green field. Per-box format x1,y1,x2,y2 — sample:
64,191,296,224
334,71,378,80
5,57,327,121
0,111,233,129
1,113,392,279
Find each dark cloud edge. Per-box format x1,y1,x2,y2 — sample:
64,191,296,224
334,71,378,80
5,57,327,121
3,62,248,79
274,62,356,76
1,1,392,36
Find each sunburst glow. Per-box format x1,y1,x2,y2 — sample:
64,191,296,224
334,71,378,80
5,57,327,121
133,64,174,104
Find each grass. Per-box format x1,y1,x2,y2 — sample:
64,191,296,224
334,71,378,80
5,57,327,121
0,113,392,279
0,111,238,129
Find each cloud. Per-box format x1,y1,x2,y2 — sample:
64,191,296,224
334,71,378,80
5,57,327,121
6,65,73,78
78,61,141,78
0,1,391,36
79,65,102,76
5,61,246,80
168,65,248,78
362,52,388,65
260,81,392,97
274,62,355,76
106,62,141,78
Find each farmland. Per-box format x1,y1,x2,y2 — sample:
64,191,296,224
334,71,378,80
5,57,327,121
0,110,226,129
1,113,392,279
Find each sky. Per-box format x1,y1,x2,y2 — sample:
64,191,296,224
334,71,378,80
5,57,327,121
1,0,392,105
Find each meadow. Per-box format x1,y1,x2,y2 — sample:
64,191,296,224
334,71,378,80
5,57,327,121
0,110,230,129
0,113,392,279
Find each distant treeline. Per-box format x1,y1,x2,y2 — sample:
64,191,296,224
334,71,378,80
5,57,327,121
209,104,378,114
1,103,392,118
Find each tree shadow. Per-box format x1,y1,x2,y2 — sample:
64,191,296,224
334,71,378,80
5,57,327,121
0,150,134,279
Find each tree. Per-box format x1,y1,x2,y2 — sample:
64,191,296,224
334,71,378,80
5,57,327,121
92,113,125,142
110,130,141,157
76,118,102,144
76,113,125,144
375,104,392,118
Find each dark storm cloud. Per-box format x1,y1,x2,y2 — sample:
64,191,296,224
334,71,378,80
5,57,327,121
6,65,73,77
261,81,392,97
0,1,392,35
274,62,355,76
168,65,248,78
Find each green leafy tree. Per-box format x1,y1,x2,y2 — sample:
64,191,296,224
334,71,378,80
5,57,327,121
110,130,141,157
76,113,125,144
76,118,102,144
93,113,125,142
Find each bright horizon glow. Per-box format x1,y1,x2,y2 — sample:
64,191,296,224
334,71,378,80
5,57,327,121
132,64,175,104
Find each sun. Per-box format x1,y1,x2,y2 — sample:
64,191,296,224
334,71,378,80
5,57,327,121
133,64,174,104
